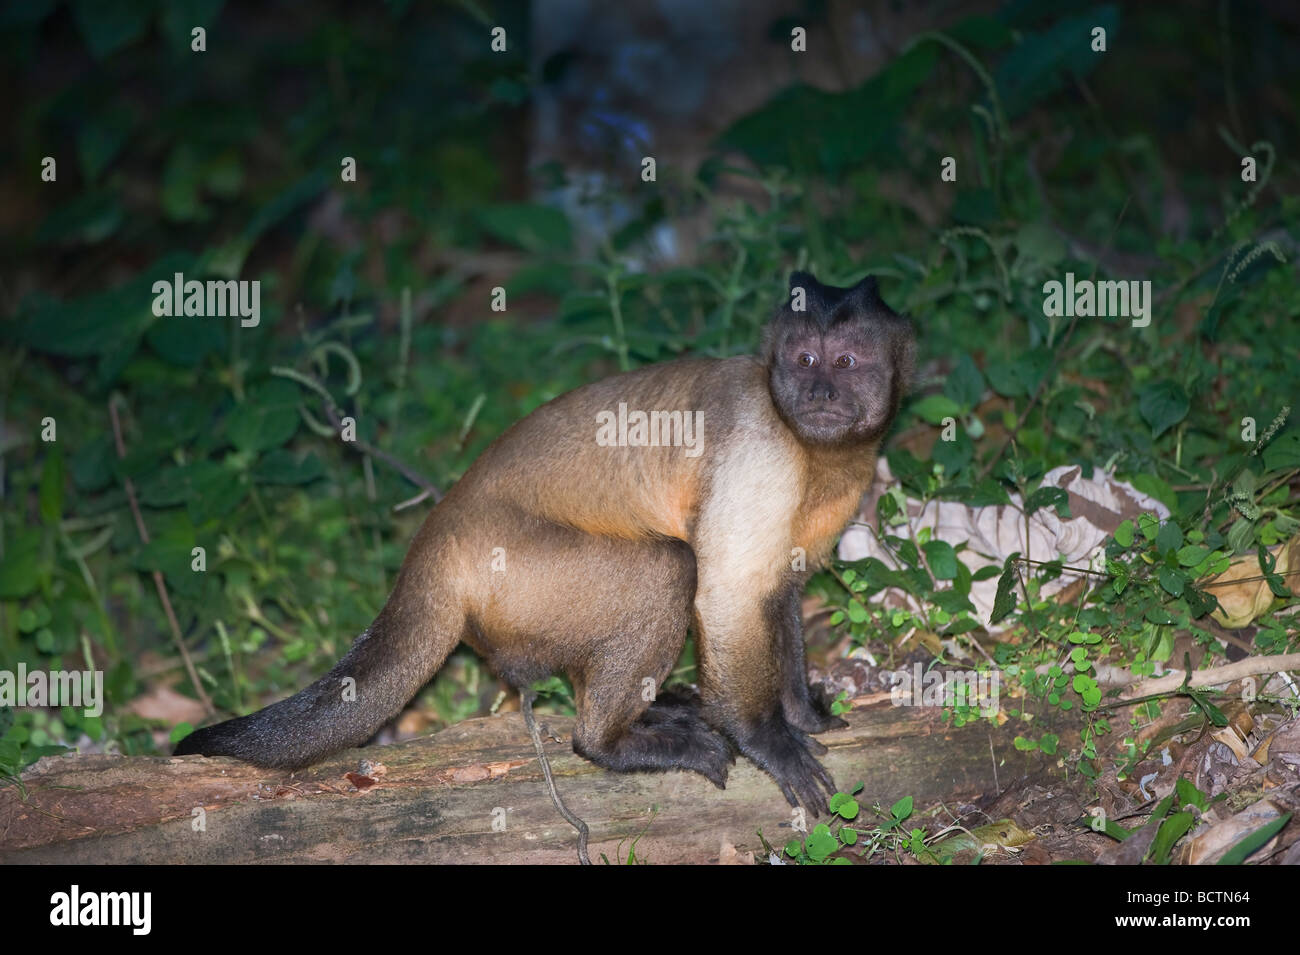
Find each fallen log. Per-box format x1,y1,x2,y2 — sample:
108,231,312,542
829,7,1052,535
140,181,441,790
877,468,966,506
1,696,1055,864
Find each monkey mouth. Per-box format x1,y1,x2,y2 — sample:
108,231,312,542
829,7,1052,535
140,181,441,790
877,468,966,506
798,408,855,426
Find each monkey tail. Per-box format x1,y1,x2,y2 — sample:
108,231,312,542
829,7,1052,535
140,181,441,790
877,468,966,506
173,574,461,769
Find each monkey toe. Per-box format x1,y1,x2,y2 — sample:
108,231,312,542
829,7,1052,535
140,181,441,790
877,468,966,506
737,715,838,815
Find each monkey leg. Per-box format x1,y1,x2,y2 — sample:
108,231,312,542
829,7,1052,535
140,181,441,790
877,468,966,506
770,585,848,737
570,642,735,790
694,592,838,814
468,522,733,788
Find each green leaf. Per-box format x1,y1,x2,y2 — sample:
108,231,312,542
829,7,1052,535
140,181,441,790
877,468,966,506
1217,812,1291,865
1155,521,1183,554
912,394,962,425
252,450,326,486
1150,811,1195,865
805,825,839,862
932,429,973,477
1184,586,1220,619
169,722,195,744
1137,380,1190,439
1188,691,1229,727
38,447,65,525
71,436,115,493
922,540,960,580
132,538,195,575
1114,519,1134,547
935,478,1011,507
891,796,913,820
0,529,42,599
13,254,190,357
477,203,572,254
1158,566,1186,597
931,589,975,615
1013,221,1067,269
944,355,985,410
1144,607,1175,626
226,380,301,453
72,0,150,60
985,348,1052,398
1261,429,1300,471
77,105,134,182
1025,486,1069,518
717,44,934,173
1175,778,1208,811
160,0,224,52
1226,518,1255,555
994,5,1120,118
1127,473,1179,513
161,145,209,222
146,313,226,366
830,795,860,820
991,553,1019,624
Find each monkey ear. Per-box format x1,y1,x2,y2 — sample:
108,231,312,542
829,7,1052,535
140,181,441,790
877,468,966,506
848,274,882,307
789,270,819,294
785,271,822,315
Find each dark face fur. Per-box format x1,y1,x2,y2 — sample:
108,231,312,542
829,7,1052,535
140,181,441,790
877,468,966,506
764,271,916,447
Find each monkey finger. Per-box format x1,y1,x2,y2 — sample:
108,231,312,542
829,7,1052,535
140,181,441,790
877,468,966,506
802,736,828,756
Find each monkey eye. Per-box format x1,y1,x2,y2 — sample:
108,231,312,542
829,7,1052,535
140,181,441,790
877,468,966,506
833,354,856,369
797,352,818,367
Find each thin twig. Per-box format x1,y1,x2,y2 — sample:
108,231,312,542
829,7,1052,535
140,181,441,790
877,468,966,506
108,398,214,716
1117,652,1300,702
319,401,443,503
520,690,591,866
270,365,442,502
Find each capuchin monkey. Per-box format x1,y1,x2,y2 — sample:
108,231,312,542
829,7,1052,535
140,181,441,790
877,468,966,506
175,271,916,813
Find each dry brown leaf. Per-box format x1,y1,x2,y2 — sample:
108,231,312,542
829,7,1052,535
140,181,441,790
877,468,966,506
718,841,755,865
1186,798,1285,864
1207,537,1298,628
124,685,208,725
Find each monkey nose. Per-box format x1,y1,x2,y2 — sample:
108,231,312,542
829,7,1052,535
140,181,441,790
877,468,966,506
808,381,838,402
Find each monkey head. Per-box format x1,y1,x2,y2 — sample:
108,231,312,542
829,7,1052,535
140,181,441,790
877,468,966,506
763,271,917,447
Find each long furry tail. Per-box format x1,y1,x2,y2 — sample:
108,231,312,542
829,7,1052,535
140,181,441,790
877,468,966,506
174,586,459,769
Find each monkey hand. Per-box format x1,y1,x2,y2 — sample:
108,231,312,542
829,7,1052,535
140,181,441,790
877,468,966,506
737,714,838,815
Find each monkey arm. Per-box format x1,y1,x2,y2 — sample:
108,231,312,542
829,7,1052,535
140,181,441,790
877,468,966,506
769,584,849,735
688,444,839,813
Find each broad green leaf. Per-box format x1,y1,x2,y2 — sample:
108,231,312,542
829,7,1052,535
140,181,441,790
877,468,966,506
912,394,962,425
944,354,985,410
1137,380,1190,439
0,529,42,599
922,540,960,579
477,203,572,254
226,380,301,453
1158,566,1186,597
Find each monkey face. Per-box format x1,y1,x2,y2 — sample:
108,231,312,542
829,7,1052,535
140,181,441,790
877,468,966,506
764,272,916,446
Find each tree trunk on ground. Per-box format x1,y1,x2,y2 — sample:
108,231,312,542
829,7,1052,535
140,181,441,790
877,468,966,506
0,695,1060,864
